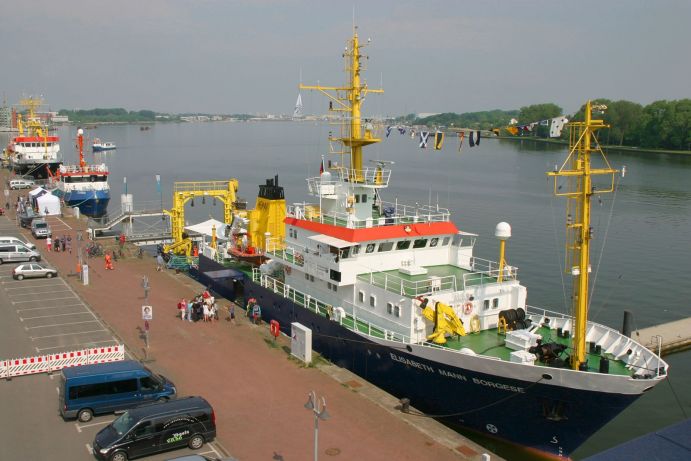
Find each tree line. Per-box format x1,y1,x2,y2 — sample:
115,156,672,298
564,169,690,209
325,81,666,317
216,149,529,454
410,99,690,151
58,108,158,123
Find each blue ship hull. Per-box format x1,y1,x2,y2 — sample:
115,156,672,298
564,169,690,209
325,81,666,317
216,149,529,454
58,189,110,217
197,255,639,458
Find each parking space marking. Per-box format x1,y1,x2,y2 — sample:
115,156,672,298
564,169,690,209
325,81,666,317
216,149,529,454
7,289,72,297
4,283,66,290
17,303,85,312
26,320,100,330
21,311,91,321
51,216,72,230
76,419,114,433
36,339,118,352
31,329,108,340
85,443,92,455
13,295,78,304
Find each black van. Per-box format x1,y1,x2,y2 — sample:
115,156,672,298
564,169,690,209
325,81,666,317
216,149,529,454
93,396,216,461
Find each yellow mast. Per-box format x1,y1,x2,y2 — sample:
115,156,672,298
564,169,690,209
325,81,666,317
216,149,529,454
300,27,383,182
548,100,617,371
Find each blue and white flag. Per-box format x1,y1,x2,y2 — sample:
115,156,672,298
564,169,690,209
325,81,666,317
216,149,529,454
398,126,406,135
419,131,430,149
386,126,392,138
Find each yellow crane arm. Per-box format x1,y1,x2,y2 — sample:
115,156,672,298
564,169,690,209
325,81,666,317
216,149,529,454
416,297,466,344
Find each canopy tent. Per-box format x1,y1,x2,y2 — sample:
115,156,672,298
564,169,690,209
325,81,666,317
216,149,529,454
28,187,48,198
36,192,61,216
184,218,229,241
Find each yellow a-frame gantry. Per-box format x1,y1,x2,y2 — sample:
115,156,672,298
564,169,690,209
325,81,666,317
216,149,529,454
163,180,240,256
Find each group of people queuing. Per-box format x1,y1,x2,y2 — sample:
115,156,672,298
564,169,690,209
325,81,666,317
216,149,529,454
178,289,222,323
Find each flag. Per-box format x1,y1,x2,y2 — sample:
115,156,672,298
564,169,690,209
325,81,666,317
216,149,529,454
434,131,444,150
469,131,475,147
549,116,569,138
398,126,406,135
319,156,325,174
386,126,392,138
419,131,430,148
458,132,465,153
476,130,481,146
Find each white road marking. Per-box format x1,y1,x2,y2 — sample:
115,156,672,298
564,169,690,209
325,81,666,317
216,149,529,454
85,443,92,454
31,329,108,340
56,386,59,394
26,320,99,329
17,303,85,312
77,419,114,432
13,295,78,304
53,217,72,229
7,289,72,296
36,340,118,352
4,283,65,290
21,311,91,321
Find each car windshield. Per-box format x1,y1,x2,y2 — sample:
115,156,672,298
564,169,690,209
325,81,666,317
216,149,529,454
111,411,136,436
35,223,47,228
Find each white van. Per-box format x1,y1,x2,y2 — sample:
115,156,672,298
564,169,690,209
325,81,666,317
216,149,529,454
0,244,41,264
0,236,36,250
9,179,35,190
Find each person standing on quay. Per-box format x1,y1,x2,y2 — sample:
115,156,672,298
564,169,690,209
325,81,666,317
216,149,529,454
46,236,52,252
156,253,165,271
105,251,114,270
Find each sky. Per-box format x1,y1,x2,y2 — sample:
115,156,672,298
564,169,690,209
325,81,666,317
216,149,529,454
2,0,689,116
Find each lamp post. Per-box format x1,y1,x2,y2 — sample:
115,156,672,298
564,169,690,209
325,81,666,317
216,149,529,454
304,391,330,461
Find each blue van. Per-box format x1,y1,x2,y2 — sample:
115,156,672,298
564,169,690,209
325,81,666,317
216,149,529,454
60,360,177,422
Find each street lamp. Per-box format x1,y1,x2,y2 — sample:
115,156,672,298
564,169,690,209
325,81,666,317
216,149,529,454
304,391,330,461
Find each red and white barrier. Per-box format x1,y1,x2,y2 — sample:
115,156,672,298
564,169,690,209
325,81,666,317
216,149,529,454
1,345,125,379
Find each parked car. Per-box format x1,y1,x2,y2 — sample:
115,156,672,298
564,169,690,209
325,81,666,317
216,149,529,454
12,262,57,280
0,244,41,264
0,236,36,250
93,396,216,461
31,218,52,238
9,179,35,190
18,208,38,228
60,360,177,422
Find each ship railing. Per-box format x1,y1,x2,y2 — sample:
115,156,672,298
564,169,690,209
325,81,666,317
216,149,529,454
60,164,108,174
306,166,392,192
252,269,411,344
462,257,519,285
265,238,305,267
173,181,234,193
288,201,450,228
364,271,457,297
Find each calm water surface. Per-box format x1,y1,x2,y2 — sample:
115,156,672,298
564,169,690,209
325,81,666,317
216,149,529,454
14,123,691,459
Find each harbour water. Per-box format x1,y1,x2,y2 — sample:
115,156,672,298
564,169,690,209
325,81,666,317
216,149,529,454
3,122,690,459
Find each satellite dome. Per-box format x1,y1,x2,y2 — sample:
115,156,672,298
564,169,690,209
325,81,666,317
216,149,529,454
495,222,511,240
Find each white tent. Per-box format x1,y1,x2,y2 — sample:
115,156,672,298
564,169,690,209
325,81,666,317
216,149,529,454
36,193,61,216
28,187,48,199
184,218,229,240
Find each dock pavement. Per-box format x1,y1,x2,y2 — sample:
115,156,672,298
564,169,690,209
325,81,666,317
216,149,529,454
2,173,500,461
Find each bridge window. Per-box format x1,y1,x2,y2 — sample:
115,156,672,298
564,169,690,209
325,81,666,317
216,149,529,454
430,238,439,247
361,194,367,203
358,291,365,303
339,247,349,259
387,302,393,315
483,299,490,311
378,242,393,252
442,237,450,246
413,238,428,248
493,298,499,309
351,245,360,255
394,305,401,317
366,243,375,253
396,240,411,250
369,295,376,308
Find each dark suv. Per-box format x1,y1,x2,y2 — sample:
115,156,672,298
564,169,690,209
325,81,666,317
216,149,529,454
93,396,216,461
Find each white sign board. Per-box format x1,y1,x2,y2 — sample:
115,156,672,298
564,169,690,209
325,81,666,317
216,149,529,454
142,305,153,320
290,322,312,364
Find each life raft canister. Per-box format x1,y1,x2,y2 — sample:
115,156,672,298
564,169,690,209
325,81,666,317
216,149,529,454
270,319,280,338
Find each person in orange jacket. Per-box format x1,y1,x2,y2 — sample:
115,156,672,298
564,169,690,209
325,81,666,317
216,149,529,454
105,251,114,270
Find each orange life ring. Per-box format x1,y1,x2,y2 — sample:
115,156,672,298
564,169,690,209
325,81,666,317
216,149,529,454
463,302,473,315
270,319,280,337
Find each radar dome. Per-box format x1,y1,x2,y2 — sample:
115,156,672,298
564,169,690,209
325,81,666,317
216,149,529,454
495,222,511,240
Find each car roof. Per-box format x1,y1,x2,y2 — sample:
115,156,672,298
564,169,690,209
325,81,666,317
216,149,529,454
128,396,211,419
62,359,145,378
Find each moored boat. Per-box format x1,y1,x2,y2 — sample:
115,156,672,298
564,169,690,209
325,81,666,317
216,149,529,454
5,97,61,178
53,128,110,217
192,30,668,458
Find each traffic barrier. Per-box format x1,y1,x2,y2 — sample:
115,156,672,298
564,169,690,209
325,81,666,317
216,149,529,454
1,344,125,379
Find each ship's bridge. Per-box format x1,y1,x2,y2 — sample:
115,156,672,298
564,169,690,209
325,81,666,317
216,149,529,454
306,165,391,194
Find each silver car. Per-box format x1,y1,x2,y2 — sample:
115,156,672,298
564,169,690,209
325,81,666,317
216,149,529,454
12,263,57,280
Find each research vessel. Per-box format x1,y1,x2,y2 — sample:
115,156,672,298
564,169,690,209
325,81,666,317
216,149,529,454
5,97,61,178
52,128,110,217
196,30,668,458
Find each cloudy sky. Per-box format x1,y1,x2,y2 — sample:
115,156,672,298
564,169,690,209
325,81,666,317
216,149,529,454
2,0,688,116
